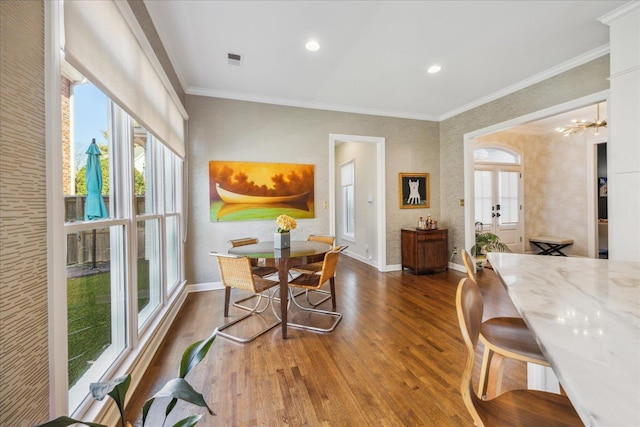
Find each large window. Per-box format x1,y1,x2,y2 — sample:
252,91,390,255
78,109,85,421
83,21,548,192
62,80,183,413
64,83,127,405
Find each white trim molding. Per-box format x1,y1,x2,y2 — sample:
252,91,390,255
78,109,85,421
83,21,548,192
441,45,611,121
598,0,640,24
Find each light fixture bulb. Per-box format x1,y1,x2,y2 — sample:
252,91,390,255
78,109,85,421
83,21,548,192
305,40,320,52
427,65,442,74
556,103,607,137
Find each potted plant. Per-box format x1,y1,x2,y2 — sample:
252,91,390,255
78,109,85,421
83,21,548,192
470,231,510,270
35,328,218,427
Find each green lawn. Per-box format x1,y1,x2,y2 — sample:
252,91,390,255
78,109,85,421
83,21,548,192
67,259,150,387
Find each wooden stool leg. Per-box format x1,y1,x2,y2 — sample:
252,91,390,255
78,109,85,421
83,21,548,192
486,352,506,399
478,346,493,399
479,347,506,400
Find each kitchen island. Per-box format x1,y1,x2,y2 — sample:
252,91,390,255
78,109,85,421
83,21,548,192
488,252,640,427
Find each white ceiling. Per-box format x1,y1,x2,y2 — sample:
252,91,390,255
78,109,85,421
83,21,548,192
145,0,625,121
511,101,608,134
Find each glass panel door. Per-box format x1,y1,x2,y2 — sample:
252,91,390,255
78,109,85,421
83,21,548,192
474,164,522,253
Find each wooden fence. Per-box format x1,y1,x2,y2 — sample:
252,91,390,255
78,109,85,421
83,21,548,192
65,196,147,266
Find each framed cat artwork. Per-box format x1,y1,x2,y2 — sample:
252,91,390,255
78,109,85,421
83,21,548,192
399,173,429,209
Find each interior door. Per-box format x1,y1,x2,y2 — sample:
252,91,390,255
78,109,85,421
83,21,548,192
474,165,523,253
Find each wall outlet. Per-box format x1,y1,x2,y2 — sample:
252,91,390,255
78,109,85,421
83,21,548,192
453,247,458,255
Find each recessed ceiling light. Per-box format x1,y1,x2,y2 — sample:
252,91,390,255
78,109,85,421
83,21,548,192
427,65,442,74
305,40,320,52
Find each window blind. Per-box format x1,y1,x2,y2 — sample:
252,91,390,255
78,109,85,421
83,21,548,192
64,0,186,158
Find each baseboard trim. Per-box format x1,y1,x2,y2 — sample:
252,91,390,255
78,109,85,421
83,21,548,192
187,281,225,292
448,262,465,273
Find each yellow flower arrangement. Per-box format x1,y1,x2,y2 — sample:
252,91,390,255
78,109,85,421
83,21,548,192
276,214,297,233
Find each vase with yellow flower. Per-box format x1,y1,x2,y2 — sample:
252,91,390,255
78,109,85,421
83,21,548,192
274,214,296,249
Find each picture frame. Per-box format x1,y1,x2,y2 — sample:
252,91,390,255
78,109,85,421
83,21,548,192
209,160,315,222
399,173,429,209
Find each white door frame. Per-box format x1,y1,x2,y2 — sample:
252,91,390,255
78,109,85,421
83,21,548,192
463,90,609,255
329,134,387,271
473,160,524,253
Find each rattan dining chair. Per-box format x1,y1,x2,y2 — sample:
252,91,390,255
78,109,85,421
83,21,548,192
281,248,343,332
228,237,278,278
292,244,348,308
289,234,336,306
210,252,280,343
462,250,550,399
290,234,336,273
456,277,582,426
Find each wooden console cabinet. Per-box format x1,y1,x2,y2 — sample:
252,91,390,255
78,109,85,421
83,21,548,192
401,228,448,274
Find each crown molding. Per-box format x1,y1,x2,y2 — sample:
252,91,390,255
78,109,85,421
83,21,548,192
598,0,640,24
439,44,611,121
186,87,440,122
186,44,611,124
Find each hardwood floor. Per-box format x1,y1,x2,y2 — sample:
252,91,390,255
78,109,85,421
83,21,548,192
125,256,526,426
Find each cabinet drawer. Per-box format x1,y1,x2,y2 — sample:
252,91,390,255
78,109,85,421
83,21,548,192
417,231,446,241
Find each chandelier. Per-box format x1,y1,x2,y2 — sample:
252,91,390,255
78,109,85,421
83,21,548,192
556,103,607,136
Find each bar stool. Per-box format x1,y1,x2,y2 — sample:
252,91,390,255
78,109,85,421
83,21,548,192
462,250,550,399
456,277,582,426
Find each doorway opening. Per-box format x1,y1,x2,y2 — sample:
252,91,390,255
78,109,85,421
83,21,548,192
329,134,386,271
596,142,608,259
463,90,609,258
472,145,523,253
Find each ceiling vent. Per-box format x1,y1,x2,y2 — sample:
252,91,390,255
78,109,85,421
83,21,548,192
227,52,242,66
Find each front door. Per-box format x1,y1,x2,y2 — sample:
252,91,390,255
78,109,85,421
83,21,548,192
474,165,523,253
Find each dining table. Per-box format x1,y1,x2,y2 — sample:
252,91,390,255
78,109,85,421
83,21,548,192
488,252,640,427
228,240,332,339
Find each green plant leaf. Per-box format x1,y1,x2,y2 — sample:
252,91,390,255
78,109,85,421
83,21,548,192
142,378,215,425
90,374,130,427
158,378,215,414
141,398,154,426
471,232,511,256
179,328,218,378
165,398,178,417
32,416,107,427
172,415,203,427
90,374,130,402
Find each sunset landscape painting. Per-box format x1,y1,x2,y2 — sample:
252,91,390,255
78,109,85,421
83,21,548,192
209,160,315,222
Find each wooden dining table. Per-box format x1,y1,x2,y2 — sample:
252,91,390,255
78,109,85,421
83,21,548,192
488,252,640,427
228,240,332,338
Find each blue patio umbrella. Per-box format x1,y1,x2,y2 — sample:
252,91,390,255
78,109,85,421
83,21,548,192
84,138,107,221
